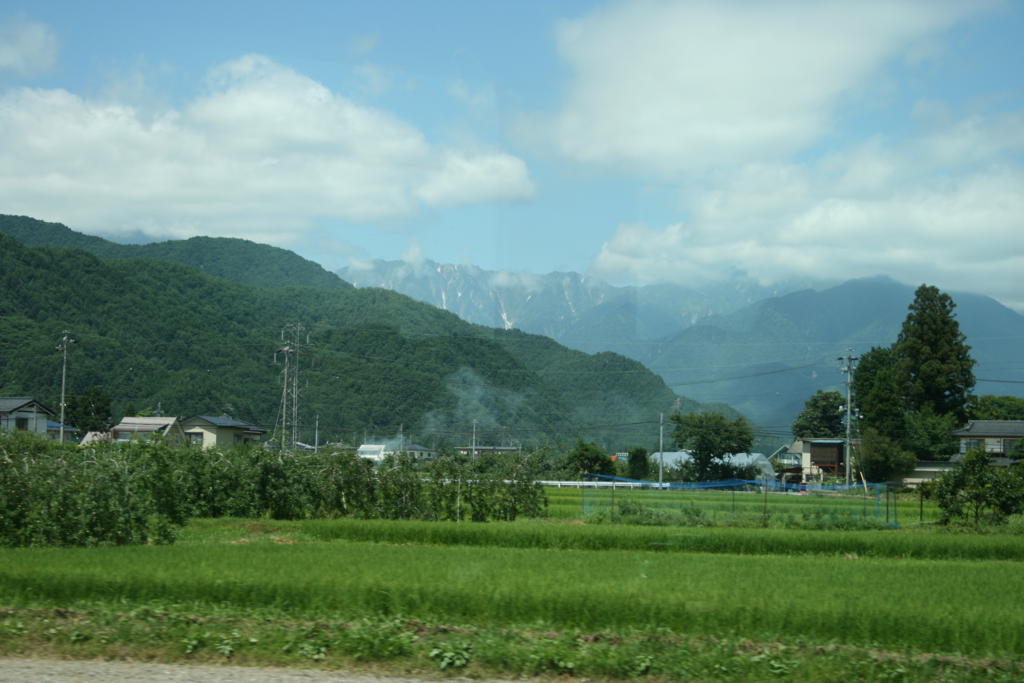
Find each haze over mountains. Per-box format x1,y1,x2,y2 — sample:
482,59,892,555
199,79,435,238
340,258,1024,431
339,258,821,348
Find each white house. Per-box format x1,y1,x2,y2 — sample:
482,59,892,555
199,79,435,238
181,415,267,448
0,397,56,436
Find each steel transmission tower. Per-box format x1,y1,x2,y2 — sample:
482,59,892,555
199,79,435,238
274,323,308,450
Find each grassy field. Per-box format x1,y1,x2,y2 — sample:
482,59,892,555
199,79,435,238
2,516,1023,681
546,484,942,525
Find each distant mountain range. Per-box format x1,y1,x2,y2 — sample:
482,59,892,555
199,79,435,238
0,215,729,451
339,260,1024,432
338,258,820,350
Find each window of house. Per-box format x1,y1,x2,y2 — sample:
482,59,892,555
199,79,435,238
960,438,983,453
187,432,203,445
15,417,28,430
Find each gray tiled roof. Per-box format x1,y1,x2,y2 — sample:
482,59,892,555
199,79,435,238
0,396,55,416
186,415,266,432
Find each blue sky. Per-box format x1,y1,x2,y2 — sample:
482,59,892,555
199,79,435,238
2,0,1022,309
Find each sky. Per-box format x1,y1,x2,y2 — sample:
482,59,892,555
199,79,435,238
1,0,1022,310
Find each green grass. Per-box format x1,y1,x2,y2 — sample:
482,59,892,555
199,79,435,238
2,522,1023,658
546,485,943,524
262,517,1024,560
3,517,1023,679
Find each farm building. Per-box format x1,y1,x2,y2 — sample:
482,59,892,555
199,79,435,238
110,416,186,445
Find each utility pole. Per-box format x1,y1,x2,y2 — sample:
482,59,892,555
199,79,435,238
471,419,477,458
659,412,664,488
57,330,75,444
838,350,859,485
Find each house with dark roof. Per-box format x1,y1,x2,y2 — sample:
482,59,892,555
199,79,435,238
0,397,56,437
181,415,267,448
952,420,1024,458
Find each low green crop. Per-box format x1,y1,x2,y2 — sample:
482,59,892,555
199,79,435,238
2,536,1022,657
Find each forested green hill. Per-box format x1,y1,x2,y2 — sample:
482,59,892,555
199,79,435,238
0,232,691,450
0,215,351,291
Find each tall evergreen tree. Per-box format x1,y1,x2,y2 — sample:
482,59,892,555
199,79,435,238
852,346,905,440
893,285,975,423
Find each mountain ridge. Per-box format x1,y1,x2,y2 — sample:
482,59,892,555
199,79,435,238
0,215,351,292
0,224,730,450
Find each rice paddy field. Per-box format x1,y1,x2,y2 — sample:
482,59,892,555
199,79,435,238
2,490,1022,681
549,483,941,526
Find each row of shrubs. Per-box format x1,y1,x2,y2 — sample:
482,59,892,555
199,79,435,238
0,431,546,547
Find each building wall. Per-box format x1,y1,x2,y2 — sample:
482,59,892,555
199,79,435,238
959,437,1022,455
184,425,218,448
0,407,50,435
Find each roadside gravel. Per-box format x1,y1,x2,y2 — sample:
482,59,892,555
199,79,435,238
0,657,516,683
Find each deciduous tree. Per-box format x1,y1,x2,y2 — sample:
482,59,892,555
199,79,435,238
933,449,1024,525
563,440,613,479
792,390,844,438
671,412,753,481
65,385,113,433
857,428,916,483
968,395,1024,421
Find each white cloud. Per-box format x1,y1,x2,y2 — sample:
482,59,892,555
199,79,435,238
489,270,543,292
415,150,534,206
592,115,1024,310
539,0,989,173
0,17,57,77
401,240,426,265
0,54,534,243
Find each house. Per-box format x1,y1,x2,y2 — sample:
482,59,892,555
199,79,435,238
181,415,267,448
0,397,56,436
789,438,846,481
110,416,186,445
951,420,1024,457
399,443,434,459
